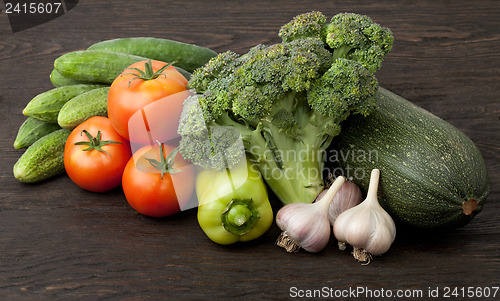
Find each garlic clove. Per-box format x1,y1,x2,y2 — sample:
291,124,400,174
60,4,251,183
333,169,396,263
335,206,374,248
327,180,363,225
276,176,345,253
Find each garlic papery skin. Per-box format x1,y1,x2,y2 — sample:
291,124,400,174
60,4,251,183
276,176,345,253
333,169,396,263
327,180,363,225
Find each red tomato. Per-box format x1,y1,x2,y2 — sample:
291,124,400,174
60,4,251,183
64,116,132,192
122,143,195,217
108,60,188,140
127,90,193,146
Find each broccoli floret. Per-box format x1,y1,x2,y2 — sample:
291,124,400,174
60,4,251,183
279,11,327,43
324,13,394,73
279,11,394,73
178,11,389,205
271,109,297,134
178,95,245,170
308,58,378,118
188,50,241,94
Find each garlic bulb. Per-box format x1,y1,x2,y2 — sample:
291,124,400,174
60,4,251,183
333,169,396,263
327,180,363,225
276,176,346,253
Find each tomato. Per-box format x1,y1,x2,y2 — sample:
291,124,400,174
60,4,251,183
108,59,188,140
122,143,195,217
64,116,132,192
128,90,193,147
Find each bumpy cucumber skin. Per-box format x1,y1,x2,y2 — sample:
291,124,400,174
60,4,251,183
50,69,97,87
54,50,151,84
14,117,61,149
58,86,110,130
23,84,105,122
54,50,191,84
335,87,489,230
88,37,217,73
13,129,71,183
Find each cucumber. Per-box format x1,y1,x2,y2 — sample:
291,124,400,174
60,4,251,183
23,84,105,122
50,69,97,87
14,117,61,149
54,50,191,84
334,87,489,230
13,129,71,183
54,50,147,84
58,86,110,130
88,37,217,73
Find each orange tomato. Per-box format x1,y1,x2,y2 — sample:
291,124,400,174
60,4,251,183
107,60,188,140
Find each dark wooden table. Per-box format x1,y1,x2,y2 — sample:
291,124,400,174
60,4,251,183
1,0,499,299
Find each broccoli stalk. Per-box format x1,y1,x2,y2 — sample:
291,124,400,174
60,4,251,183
178,11,392,205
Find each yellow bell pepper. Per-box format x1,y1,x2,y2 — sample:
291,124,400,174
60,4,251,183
196,157,273,245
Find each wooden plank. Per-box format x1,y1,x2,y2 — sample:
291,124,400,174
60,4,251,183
0,0,499,299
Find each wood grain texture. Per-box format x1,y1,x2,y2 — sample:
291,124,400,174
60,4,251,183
1,0,499,299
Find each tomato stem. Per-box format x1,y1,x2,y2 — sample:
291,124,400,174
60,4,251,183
123,60,177,87
74,130,122,156
145,141,182,180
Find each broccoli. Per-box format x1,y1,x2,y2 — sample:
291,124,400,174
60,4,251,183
279,11,327,43
178,11,392,205
279,11,394,73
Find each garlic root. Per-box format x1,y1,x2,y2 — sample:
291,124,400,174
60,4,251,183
276,232,300,253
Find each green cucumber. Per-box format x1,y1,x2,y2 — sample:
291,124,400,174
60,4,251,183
23,84,105,122
14,117,61,149
54,50,147,84
54,50,191,84
87,37,217,73
50,69,97,87
335,87,489,230
13,129,71,183
58,86,110,130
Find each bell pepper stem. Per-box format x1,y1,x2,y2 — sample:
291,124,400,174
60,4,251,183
226,204,252,226
221,198,260,236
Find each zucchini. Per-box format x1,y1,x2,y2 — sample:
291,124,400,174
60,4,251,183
14,117,61,149
50,69,97,87
23,84,105,122
58,86,110,130
335,87,489,230
87,37,217,73
13,129,70,183
54,50,191,84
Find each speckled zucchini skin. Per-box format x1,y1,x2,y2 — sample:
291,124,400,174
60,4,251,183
335,87,489,230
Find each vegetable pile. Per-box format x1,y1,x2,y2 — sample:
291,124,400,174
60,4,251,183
12,11,489,264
